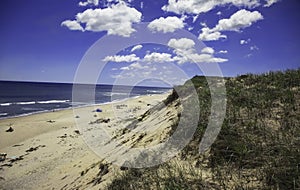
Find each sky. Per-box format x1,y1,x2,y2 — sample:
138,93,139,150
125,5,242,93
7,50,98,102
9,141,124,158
0,0,299,86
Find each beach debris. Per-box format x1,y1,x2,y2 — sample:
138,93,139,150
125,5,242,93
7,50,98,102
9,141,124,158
61,175,68,180
47,120,55,123
102,118,110,123
12,144,24,147
0,163,12,168
25,145,46,153
0,153,7,162
96,108,102,113
58,134,67,138
5,127,14,132
115,104,127,109
89,118,110,125
75,115,80,118
74,130,80,135
0,176,4,181
9,155,24,163
147,103,151,106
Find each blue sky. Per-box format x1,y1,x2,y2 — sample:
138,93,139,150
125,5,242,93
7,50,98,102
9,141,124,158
0,0,299,86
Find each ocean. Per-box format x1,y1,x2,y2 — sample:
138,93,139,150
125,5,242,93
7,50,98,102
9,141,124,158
0,81,171,119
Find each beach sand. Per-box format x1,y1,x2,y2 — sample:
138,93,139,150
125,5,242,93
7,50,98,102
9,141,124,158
0,93,181,189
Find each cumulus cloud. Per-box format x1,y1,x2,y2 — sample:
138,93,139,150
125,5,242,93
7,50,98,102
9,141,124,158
131,45,143,52
61,20,84,31
201,47,215,54
264,0,279,7
199,9,263,41
103,54,140,62
188,54,228,63
162,0,260,15
79,0,99,6
106,38,228,66
120,62,149,71
168,38,228,64
167,38,195,56
148,16,184,33
62,2,142,37
143,52,174,63
199,27,227,41
214,9,263,32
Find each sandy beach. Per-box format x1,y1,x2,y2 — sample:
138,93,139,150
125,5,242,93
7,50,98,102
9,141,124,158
0,92,181,189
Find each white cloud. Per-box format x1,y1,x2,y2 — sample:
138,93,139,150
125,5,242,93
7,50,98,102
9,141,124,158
120,66,130,70
199,9,263,41
130,62,147,69
188,26,194,31
120,62,148,71
240,38,251,45
167,38,195,56
167,38,228,64
264,0,279,7
62,2,142,37
192,15,199,23
217,11,222,16
148,16,184,33
107,38,228,66
79,0,99,6
201,47,215,54
131,45,143,52
61,20,84,31
185,53,228,63
143,52,174,63
214,9,263,32
162,0,260,15
120,63,158,75
218,50,228,54
103,54,140,62
199,27,227,41
200,22,207,27
240,40,247,44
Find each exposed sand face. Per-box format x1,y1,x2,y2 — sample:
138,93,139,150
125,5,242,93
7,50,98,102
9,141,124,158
0,93,180,189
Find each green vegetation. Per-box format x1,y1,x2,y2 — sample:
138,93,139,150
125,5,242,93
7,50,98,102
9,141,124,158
106,69,300,189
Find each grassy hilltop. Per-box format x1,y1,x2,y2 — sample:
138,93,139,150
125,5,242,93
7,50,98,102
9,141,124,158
107,69,300,190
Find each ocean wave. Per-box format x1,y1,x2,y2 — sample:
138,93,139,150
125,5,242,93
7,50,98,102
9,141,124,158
0,113,8,116
146,90,166,94
0,100,71,106
16,101,36,105
102,92,130,97
0,103,12,106
37,100,70,104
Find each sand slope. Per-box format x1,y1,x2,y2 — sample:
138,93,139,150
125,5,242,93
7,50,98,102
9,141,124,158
0,93,182,189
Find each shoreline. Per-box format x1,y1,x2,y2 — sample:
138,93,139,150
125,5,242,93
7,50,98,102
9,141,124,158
0,93,170,149
0,91,172,121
